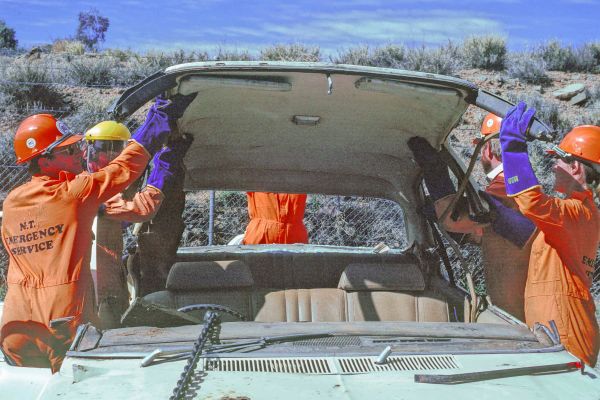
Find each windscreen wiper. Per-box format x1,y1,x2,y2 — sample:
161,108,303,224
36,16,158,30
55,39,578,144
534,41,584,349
205,333,334,353
415,361,584,384
141,333,334,367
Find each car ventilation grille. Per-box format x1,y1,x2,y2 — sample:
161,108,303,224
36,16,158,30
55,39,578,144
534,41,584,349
338,355,458,373
202,355,458,374
204,357,332,374
292,336,362,347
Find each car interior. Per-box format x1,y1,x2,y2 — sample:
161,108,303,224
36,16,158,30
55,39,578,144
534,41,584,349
142,248,512,326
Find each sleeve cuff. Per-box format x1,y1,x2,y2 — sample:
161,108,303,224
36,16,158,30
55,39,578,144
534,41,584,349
507,184,542,197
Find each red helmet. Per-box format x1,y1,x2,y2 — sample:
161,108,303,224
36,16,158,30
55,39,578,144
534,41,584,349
552,125,600,166
14,114,83,164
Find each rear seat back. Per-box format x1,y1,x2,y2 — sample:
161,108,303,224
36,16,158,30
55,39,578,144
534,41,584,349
174,249,419,288
144,259,449,323
145,260,255,322
253,289,347,322
345,291,449,322
339,263,449,322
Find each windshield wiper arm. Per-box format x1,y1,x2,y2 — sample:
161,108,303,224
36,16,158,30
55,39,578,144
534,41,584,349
415,361,584,384
141,332,334,367
206,333,334,353
140,346,193,367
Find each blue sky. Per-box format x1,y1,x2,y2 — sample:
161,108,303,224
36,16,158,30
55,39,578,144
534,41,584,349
1,0,599,56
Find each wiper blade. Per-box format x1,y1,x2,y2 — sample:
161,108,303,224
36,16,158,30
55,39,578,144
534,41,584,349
415,361,584,384
206,333,334,353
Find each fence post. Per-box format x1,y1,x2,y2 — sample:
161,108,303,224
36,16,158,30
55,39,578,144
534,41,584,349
208,190,215,245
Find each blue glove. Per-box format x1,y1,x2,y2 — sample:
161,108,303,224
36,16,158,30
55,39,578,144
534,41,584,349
499,102,539,195
156,93,197,120
480,191,535,248
131,99,170,155
407,136,455,201
146,135,193,192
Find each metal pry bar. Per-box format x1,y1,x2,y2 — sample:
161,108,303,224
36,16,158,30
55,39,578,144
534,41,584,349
415,361,583,384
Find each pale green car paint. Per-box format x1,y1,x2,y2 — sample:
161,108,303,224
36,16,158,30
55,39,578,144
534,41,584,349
1,351,598,399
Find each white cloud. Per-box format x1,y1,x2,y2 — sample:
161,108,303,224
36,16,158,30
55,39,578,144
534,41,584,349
160,8,504,49
257,9,504,45
104,7,507,56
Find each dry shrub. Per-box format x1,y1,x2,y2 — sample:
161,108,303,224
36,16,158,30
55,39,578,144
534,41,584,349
404,42,462,75
0,60,67,110
371,44,407,68
463,35,507,71
507,53,551,86
330,45,373,66
536,40,600,73
68,56,117,86
260,44,321,62
214,47,254,61
331,42,461,75
51,39,85,55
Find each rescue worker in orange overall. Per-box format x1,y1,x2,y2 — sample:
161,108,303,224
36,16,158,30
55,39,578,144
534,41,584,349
499,101,600,366
84,119,194,326
0,98,173,372
242,192,308,244
85,121,165,222
476,113,534,321
407,116,536,321
407,132,535,248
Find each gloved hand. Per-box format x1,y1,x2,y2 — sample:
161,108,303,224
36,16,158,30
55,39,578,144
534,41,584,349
146,135,194,192
131,99,170,155
499,101,539,195
156,93,197,120
479,191,536,248
163,134,194,164
407,136,455,201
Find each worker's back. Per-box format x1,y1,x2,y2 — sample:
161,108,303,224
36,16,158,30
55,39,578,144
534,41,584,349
243,192,308,244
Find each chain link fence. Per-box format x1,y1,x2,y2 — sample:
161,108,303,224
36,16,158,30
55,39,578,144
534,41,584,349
177,191,407,249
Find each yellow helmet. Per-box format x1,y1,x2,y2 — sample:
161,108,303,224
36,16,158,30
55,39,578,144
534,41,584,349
85,121,131,172
85,121,130,142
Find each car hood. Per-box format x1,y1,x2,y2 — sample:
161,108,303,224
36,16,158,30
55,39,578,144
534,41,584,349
111,62,479,201
34,351,599,399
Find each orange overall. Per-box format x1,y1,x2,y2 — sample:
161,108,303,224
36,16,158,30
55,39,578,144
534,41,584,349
243,192,308,244
102,185,164,222
95,185,164,326
0,142,149,372
514,187,600,366
480,173,531,321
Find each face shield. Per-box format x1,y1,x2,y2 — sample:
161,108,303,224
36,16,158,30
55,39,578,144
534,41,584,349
86,140,128,172
51,138,86,157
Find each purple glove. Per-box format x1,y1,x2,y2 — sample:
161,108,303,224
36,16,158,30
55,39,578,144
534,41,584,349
156,93,197,120
407,136,455,201
499,102,539,195
146,135,193,192
480,191,535,248
132,99,170,155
